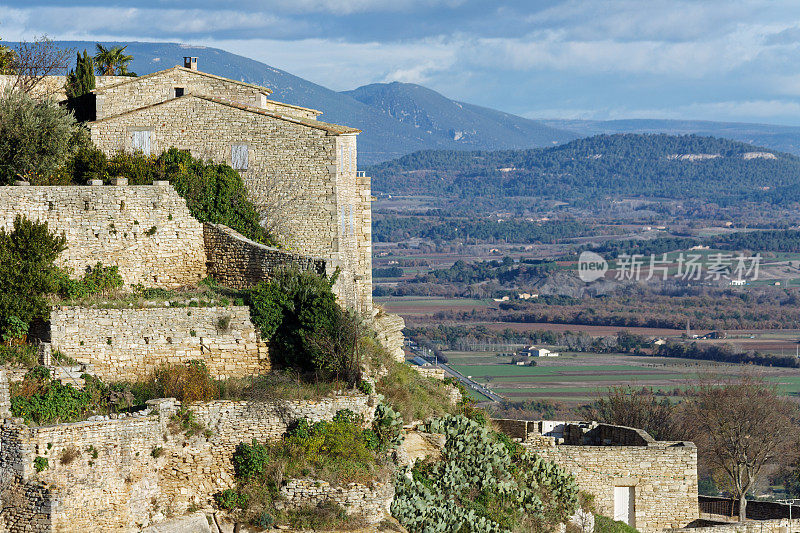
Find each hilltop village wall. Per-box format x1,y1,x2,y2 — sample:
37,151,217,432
48,306,269,381
0,184,206,288
494,419,699,533
0,392,388,532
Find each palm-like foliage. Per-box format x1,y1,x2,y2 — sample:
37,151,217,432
93,44,133,76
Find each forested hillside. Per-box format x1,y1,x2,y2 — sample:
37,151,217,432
369,134,800,207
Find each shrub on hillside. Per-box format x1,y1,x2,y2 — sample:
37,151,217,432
247,269,362,385
0,89,77,184
221,409,389,527
55,262,124,300
139,360,220,403
0,216,67,342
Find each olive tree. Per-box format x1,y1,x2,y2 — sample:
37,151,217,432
0,89,76,184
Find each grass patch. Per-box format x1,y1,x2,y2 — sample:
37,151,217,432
376,361,456,422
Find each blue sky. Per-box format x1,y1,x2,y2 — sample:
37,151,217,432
3,0,800,125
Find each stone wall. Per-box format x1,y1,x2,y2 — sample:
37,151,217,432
373,312,406,362
0,184,206,288
0,74,129,101
0,393,381,532
669,519,800,533
531,442,698,533
90,92,371,313
492,419,699,533
277,479,393,523
49,306,269,381
203,222,333,289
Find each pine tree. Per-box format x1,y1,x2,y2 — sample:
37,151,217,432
65,50,95,99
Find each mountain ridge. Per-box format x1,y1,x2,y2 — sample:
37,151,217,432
22,41,800,162
367,133,800,208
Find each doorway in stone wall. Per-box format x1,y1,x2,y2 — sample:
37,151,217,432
614,486,636,528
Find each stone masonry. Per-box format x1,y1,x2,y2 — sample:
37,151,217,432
48,306,269,381
0,184,206,288
89,69,373,313
92,66,320,121
494,419,699,533
203,223,332,289
0,392,385,532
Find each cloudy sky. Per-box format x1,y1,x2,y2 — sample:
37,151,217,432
3,0,800,125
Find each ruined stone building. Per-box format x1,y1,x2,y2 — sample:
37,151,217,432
494,419,700,533
86,58,372,314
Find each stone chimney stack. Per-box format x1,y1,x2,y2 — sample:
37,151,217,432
184,56,198,70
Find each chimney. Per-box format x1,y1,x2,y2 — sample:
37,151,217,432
184,57,198,70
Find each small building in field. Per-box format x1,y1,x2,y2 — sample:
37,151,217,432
517,345,559,357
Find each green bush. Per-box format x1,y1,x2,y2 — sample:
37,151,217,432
215,489,249,511
0,216,67,342
594,515,639,533
55,262,124,300
0,89,77,184
11,367,99,424
247,269,362,385
62,147,275,245
33,456,49,472
233,440,270,481
392,415,579,533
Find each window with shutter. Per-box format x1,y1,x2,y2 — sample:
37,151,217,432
131,130,152,156
231,144,249,170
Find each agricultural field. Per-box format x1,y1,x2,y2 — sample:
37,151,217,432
445,351,800,407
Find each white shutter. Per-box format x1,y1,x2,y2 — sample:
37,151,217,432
131,130,151,156
231,144,249,170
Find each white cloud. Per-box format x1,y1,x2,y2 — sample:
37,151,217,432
212,36,456,90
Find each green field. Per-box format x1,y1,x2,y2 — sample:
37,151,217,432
444,351,800,405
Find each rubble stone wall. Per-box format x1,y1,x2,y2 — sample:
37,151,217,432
0,184,206,288
0,393,381,532
48,306,269,381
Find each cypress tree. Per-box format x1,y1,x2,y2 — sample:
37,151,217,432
65,50,95,99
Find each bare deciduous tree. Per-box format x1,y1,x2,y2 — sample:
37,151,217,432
579,386,678,441
680,376,800,521
9,36,72,95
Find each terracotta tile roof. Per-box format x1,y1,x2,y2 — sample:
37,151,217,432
89,93,361,135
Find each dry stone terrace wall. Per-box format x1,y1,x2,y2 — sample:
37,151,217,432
49,306,269,381
0,394,377,532
277,479,393,523
0,184,206,288
203,222,332,289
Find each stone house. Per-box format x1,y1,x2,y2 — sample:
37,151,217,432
493,419,700,533
87,59,372,314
